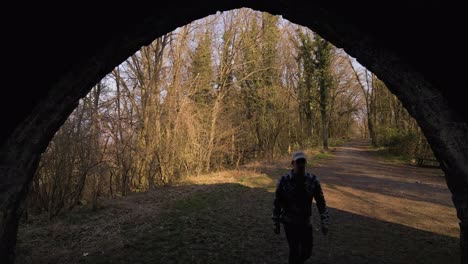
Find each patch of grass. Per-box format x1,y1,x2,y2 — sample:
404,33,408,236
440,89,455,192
168,189,225,214
370,147,412,165
90,184,289,264
17,142,459,264
329,137,349,147
309,151,334,166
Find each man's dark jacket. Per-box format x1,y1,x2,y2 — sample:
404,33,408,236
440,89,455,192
272,170,329,226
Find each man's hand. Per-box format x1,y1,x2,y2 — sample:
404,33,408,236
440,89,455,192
321,225,329,236
274,222,280,235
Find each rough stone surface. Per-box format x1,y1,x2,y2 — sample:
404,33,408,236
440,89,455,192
1,1,467,263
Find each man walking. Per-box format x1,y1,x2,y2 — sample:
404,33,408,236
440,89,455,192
272,151,329,264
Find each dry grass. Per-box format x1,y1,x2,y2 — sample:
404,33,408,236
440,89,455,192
16,142,460,264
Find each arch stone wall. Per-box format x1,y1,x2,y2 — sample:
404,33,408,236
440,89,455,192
1,1,467,263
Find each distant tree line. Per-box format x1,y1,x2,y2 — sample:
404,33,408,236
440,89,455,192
347,58,432,158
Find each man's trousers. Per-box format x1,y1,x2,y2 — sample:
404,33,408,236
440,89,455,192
283,222,313,264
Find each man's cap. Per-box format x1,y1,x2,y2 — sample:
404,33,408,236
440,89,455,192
292,151,307,161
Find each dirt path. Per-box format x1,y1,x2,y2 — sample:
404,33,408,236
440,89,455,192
307,138,460,263
17,139,460,264
314,139,458,237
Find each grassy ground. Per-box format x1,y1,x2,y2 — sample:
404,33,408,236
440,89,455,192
328,137,349,148
369,146,441,170
369,146,413,165
16,143,459,264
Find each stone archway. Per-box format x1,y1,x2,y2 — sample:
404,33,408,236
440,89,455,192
1,2,467,263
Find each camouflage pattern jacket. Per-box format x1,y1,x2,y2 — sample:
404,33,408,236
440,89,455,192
272,170,329,226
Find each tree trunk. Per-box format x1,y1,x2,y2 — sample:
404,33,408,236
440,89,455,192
319,81,329,150
205,96,221,172
367,111,377,147
321,111,329,150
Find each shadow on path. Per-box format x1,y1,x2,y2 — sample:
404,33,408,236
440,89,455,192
17,182,459,264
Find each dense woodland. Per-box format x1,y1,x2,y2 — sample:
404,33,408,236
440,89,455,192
27,9,432,218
